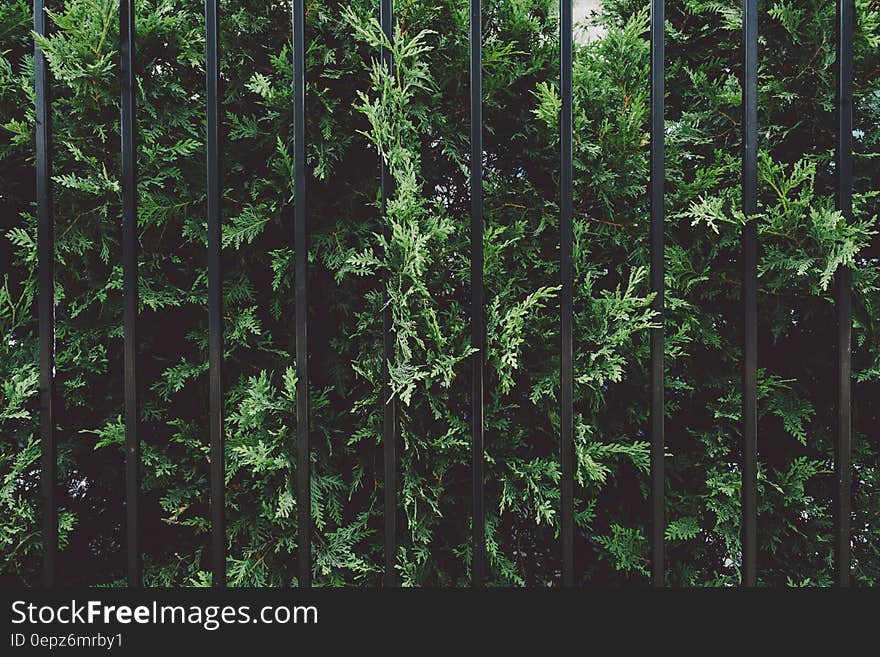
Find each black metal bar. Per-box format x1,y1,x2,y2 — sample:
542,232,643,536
292,0,310,589
34,0,56,589
120,0,141,588
205,0,225,589
380,0,398,588
559,0,574,588
469,0,485,588
834,0,853,589
741,0,758,589
649,0,665,589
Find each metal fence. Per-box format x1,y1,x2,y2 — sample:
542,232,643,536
33,0,856,588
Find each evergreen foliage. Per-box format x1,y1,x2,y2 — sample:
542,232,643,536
0,0,878,586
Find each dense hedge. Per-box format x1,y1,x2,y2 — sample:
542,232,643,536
1,0,878,586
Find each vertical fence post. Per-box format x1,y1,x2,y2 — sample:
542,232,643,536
649,0,665,589
835,0,854,589
205,0,225,589
380,0,398,588
120,0,141,588
741,0,758,589
292,0,311,589
559,0,574,588
35,0,56,589
469,0,485,588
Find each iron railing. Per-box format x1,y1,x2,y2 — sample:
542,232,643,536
741,0,758,589
381,0,399,589
835,0,854,588
33,0,857,588
649,0,665,588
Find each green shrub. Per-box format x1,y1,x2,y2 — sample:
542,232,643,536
0,0,878,586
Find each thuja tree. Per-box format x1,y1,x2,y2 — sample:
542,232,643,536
0,0,877,586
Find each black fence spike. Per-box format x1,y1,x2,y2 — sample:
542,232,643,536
560,0,574,589
120,0,142,588
649,0,666,589
292,0,311,589
741,0,759,589
380,0,399,589
35,0,56,590
469,0,485,588
835,0,854,589
205,0,225,589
